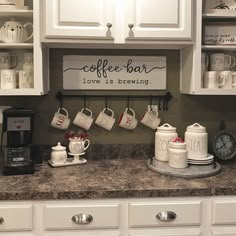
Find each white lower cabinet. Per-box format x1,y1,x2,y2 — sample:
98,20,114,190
0,203,33,233
1,196,236,235
211,199,236,236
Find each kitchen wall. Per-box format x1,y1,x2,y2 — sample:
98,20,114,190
1,48,236,153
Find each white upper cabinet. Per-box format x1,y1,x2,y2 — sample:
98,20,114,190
42,0,193,45
44,0,114,39
125,0,192,40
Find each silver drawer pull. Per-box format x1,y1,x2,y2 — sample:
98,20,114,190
71,214,93,224
0,217,4,224
156,211,177,222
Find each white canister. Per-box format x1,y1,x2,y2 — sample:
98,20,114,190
184,123,208,159
168,137,188,169
50,142,67,164
155,123,178,162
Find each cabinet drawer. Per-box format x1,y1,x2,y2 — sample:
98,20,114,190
212,200,236,225
44,203,120,230
0,204,33,232
129,201,201,228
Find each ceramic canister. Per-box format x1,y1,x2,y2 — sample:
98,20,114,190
50,142,67,164
168,137,188,169
155,123,178,162
184,123,208,159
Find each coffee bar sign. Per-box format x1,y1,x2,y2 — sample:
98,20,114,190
63,55,167,90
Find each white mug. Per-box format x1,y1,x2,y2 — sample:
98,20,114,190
51,108,71,130
219,71,233,89
232,72,236,88
203,71,225,89
118,108,138,130
0,52,17,69
18,70,33,88
73,108,94,131
95,108,116,131
0,69,16,89
210,53,235,71
140,108,160,130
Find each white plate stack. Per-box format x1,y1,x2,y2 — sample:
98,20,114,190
188,153,214,165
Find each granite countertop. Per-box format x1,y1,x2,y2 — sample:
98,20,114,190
0,158,235,200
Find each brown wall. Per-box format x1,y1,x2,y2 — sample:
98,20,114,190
1,48,236,152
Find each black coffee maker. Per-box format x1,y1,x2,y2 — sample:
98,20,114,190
1,108,35,175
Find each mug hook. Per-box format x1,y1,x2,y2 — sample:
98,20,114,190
105,96,108,110
56,91,63,108
127,96,130,109
83,95,87,109
149,96,153,111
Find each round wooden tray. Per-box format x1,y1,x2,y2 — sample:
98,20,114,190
147,158,221,179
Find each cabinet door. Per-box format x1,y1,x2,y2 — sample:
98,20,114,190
44,0,114,39
125,0,192,40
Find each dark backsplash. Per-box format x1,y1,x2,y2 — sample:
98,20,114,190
1,48,236,150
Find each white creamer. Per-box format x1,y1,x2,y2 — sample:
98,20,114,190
155,123,178,162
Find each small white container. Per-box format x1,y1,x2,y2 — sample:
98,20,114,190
155,123,178,162
50,142,67,164
168,138,188,169
184,123,208,159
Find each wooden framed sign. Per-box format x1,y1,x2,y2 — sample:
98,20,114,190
63,55,167,90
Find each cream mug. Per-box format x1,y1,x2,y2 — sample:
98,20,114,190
118,108,138,130
210,53,235,71
18,70,33,88
0,69,16,89
50,108,71,130
95,108,116,131
219,71,234,89
0,52,17,69
203,71,225,89
73,108,94,131
140,108,160,130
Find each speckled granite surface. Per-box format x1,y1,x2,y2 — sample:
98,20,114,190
0,158,235,200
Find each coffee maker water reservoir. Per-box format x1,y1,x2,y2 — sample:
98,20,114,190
1,108,34,175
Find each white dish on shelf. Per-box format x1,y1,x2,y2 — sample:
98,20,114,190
204,0,236,13
48,158,87,167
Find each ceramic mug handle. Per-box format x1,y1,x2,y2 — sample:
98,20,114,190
83,139,90,151
23,22,34,42
81,108,93,117
126,108,135,117
103,108,114,117
58,108,69,117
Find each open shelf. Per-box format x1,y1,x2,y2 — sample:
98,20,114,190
0,9,33,17
0,88,44,96
202,45,236,51
0,43,33,49
202,12,236,19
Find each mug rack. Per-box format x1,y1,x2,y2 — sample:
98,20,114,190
55,91,173,111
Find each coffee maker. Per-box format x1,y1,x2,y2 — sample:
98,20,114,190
1,108,34,175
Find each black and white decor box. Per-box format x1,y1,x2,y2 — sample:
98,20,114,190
63,55,167,90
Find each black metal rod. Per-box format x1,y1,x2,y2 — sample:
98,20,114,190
55,91,173,110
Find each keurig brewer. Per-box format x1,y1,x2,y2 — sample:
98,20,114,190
1,108,34,175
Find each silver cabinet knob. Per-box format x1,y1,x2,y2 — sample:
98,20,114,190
156,211,177,222
71,213,93,224
107,23,112,29
0,217,4,224
128,24,134,29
